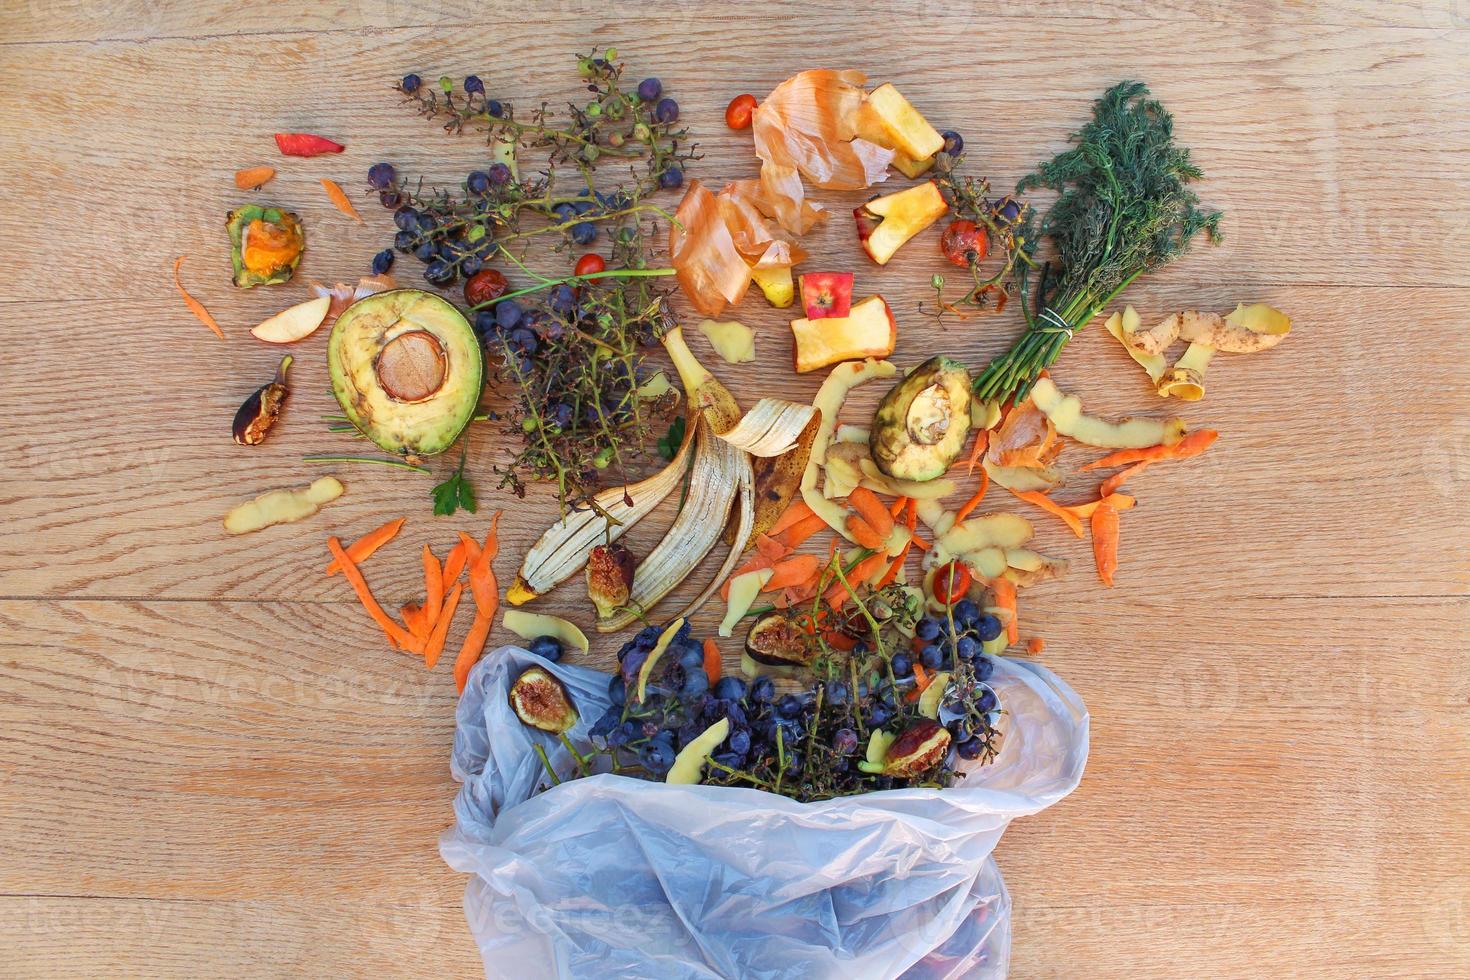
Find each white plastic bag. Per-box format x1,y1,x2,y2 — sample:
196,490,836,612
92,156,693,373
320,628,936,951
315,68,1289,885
441,646,1088,979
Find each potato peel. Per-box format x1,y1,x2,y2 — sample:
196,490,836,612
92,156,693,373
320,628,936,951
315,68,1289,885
223,477,343,534
1029,376,1186,448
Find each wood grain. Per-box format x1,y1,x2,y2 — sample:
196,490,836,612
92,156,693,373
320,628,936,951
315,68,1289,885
1,0,1467,976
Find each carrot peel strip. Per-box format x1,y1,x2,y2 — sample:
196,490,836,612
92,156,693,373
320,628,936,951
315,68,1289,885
845,515,886,551
889,495,910,518
422,545,444,629
703,638,722,682
454,612,493,694
326,536,416,650
767,500,815,537
847,487,895,538
1007,488,1085,537
425,583,464,670
443,540,468,585
321,178,365,224
1091,502,1120,588
954,467,991,523
763,554,821,591
773,512,828,551
172,257,225,340
325,517,406,575
990,578,1019,645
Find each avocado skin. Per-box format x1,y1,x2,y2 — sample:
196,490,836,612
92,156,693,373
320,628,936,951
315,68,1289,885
226,205,304,288
871,356,972,483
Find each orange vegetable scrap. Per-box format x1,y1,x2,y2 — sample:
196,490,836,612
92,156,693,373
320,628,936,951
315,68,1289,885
325,536,416,651
773,512,828,551
454,613,493,694
989,578,1019,645
1087,429,1220,493
443,539,468,586
763,555,822,592
965,430,990,476
426,583,465,671
1006,488,1085,538
767,500,815,537
847,487,895,539
703,638,722,682
954,467,991,523
454,515,503,693
422,545,443,628
845,515,887,551
234,165,275,190
1091,502,1120,588
320,178,365,224
171,257,225,340
1027,637,1046,656
325,517,406,575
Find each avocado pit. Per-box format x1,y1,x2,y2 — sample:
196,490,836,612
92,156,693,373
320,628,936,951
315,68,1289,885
376,330,447,403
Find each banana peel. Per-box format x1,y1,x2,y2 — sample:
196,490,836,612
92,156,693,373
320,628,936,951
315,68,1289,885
508,411,697,604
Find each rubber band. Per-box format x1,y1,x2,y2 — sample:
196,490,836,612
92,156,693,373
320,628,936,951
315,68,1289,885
1038,307,1073,338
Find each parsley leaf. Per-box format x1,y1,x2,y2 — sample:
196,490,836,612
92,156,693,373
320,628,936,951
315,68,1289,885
432,449,478,517
656,416,686,461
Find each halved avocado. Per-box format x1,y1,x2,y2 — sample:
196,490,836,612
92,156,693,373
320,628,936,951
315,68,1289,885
328,289,484,458
227,205,304,288
871,356,972,483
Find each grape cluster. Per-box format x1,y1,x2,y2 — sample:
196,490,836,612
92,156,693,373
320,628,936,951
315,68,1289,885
582,616,1001,801
374,50,695,291
909,599,1004,763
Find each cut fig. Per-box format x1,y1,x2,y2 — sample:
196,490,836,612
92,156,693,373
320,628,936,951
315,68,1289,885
509,665,579,734
232,354,292,446
881,719,951,777
744,612,814,668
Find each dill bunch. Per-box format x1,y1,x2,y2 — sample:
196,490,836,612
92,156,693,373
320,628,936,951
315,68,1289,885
974,81,1223,403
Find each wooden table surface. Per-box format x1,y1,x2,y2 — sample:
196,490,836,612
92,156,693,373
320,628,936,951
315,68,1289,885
3,1,1468,976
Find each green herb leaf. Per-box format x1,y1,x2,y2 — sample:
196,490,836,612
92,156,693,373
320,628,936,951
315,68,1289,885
657,416,686,461
432,449,478,516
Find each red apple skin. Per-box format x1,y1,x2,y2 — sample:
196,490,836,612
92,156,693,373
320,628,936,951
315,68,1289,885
790,296,897,373
853,206,879,264
800,271,855,320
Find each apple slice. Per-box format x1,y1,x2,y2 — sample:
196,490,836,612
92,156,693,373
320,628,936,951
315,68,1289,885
855,181,949,266
250,295,332,344
891,149,936,179
860,83,944,160
799,272,854,320
790,295,897,373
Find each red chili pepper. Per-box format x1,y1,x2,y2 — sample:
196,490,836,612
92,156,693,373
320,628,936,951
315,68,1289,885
274,132,345,157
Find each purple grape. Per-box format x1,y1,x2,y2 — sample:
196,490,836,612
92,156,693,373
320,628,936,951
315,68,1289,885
367,162,397,190
637,77,662,102
653,97,679,123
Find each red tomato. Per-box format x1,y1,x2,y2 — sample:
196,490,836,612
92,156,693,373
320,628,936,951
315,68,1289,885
939,220,990,267
725,94,758,130
574,253,606,277
931,561,972,605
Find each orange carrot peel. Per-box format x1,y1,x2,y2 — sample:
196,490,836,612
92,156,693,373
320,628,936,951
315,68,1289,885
425,583,464,670
321,178,365,224
989,577,1019,645
1006,488,1085,538
326,536,416,651
847,487,894,539
1091,502,1120,588
703,638,722,682
234,166,275,190
172,257,225,340
325,517,407,575
954,467,991,524
422,545,443,628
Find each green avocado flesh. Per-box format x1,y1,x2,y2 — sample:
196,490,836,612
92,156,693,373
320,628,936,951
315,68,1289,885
328,289,484,458
871,355,972,483
226,204,304,288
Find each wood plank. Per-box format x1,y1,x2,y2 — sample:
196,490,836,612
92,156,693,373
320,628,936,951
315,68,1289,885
0,896,481,979
0,1,1455,46
0,284,1464,603
0,21,1466,307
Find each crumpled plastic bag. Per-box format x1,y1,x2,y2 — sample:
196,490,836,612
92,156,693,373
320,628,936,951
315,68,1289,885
441,646,1089,979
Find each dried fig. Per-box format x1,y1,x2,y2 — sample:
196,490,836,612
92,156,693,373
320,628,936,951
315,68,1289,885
509,665,578,734
232,354,292,446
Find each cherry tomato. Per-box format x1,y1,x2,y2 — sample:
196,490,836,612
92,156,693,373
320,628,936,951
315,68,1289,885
725,93,758,131
931,561,972,605
463,268,508,306
939,220,990,267
574,253,606,277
